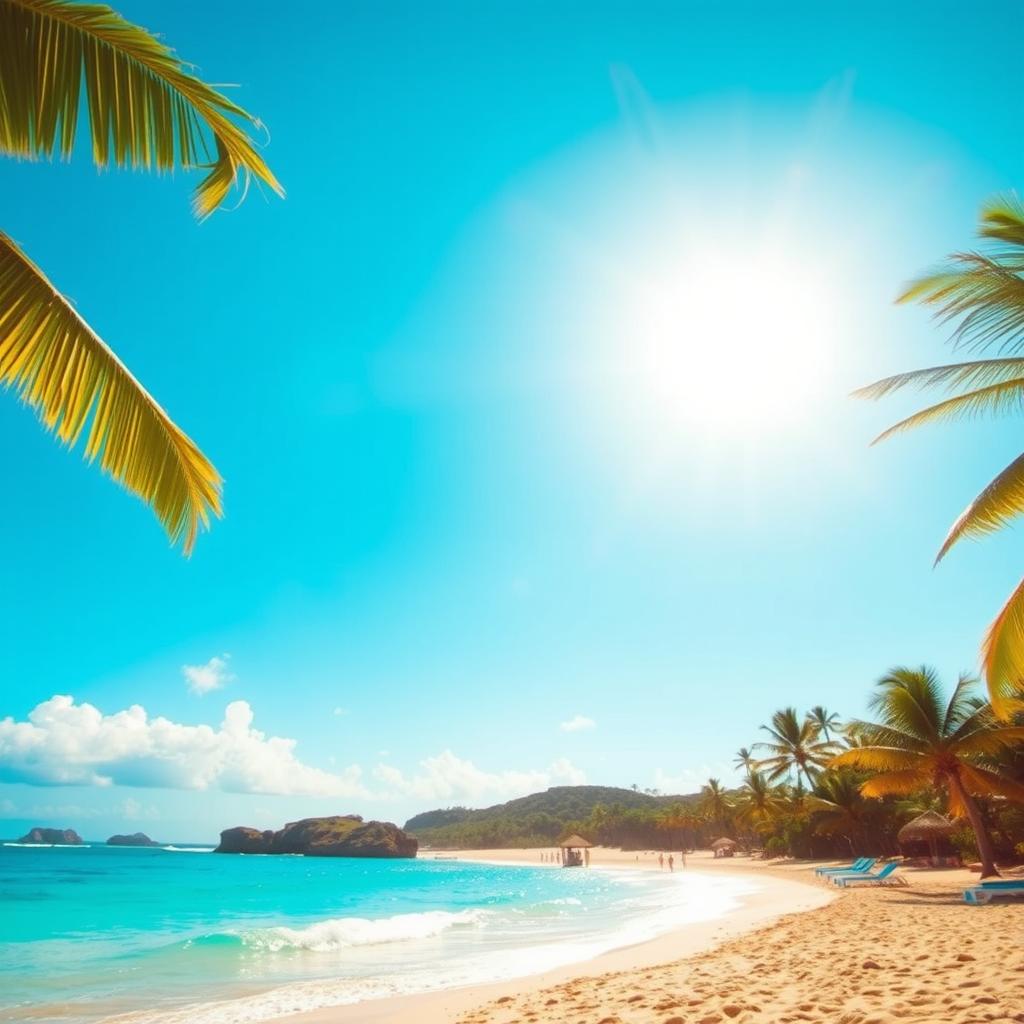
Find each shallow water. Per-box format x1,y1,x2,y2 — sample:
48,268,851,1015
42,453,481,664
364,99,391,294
0,844,758,1024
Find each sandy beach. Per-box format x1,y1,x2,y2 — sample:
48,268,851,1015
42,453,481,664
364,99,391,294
274,848,1024,1024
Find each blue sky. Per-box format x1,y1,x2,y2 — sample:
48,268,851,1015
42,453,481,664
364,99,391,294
2,1,1024,842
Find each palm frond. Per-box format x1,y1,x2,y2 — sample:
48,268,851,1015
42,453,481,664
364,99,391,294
860,768,930,799
953,723,1024,757
830,746,923,773
982,575,1024,716
942,673,979,737
0,0,283,218
977,192,1024,247
898,250,1024,354
867,378,1024,447
852,356,1024,404
0,231,220,551
931,450,1024,563
840,720,928,753
957,763,1024,803
870,669,944,744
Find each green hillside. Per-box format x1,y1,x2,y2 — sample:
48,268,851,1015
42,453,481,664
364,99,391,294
404,785,702,849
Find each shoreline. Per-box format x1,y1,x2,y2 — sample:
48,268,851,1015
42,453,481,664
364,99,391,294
268,848,835,1024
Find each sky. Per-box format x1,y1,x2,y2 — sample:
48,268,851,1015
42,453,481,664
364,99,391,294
2,0,1024,842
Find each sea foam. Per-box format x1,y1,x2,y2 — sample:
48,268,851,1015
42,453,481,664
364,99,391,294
235,908,488,952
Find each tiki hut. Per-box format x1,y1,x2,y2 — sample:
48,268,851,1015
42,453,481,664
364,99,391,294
898,811,957,866
710,836,737,858
558,833,593,867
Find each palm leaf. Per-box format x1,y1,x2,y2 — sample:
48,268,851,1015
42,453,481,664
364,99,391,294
941,672,978,737
853,356,1024,403
830,746,922,773
899,250,1024,354
866,378,1024,446
957,763,1024,803
934,450,1024,563
0,0,283,217
859,768,928,799
871,669,943,744
0,231,221,551
977,193,1024,247
982,575,1024,716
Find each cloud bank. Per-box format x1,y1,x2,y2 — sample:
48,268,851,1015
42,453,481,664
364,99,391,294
374,751,585,803
0,697,585,807
0,696,366,798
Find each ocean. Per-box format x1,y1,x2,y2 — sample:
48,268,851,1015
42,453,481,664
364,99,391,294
0,842,758,1024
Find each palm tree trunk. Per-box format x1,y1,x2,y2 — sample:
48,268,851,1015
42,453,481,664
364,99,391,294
947,773,1000,878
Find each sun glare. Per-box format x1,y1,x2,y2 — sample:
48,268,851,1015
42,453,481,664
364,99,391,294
616,248,833,442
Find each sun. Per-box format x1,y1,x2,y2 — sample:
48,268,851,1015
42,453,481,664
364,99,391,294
615,246,834,442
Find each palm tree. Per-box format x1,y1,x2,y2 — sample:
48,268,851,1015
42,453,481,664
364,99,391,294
755,708,838,788
854,195,1024,713
735,771,787,835
734,747,756,773
831,667,1024,877
657,802,691,852
698,778,733,834
806,770,876,854
808,706,841,743
1,0,283,552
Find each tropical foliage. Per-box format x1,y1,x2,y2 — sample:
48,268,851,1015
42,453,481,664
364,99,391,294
406,680,1024,868
855,195,1024,711
832,667,1024,876
0,0,282,551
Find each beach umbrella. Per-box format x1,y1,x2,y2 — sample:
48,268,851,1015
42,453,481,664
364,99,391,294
897,811,955,862
710,837,737,850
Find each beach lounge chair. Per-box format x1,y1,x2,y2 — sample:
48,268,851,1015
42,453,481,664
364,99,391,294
833,861,901,887
815,857,872,877
963,879,1024,905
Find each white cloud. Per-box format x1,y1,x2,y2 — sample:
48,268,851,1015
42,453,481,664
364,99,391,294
549,757,586,785
332,707,350,717
560,714,596,733
182,654,234,695
0,695,366,799
373,750,585,804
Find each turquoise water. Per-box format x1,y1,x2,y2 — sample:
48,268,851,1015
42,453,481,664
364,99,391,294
0,843,756,1024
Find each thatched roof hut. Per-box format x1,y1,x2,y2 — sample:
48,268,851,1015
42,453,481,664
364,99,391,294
898,811,956,862
898,810,955,844
710,836,737,857
559,833,594,849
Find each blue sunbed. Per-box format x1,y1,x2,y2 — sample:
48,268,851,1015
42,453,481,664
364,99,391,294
964,879,1024,904
815,857,870,877
833,861,901,887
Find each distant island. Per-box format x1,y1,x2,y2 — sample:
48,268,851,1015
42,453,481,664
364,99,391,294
216,815,417,858
17,827,83,845
107,833,159,847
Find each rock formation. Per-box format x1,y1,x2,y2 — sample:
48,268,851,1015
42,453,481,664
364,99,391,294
215,815,417,858
17,827,83,845
106,832,159,847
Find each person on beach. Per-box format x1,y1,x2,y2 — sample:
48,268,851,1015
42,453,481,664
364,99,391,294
668,854,674,872
658,853,664,869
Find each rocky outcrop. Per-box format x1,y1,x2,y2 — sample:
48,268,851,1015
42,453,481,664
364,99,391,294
106,832,159,847
17,827,83,845
215,815,418,858
216,827,277,854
